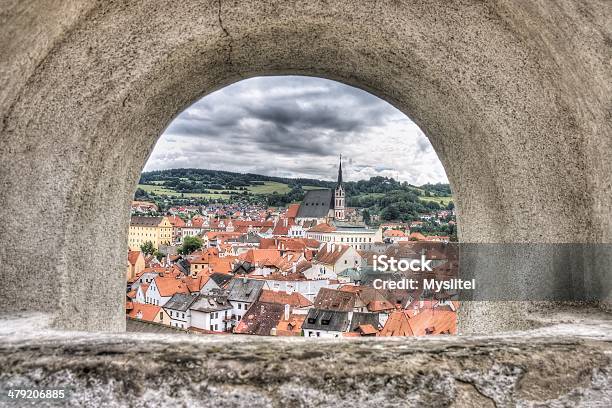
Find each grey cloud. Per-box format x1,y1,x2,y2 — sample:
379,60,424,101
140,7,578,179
145,76,448,184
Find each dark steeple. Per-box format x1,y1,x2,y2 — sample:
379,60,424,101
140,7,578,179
337,154,343,186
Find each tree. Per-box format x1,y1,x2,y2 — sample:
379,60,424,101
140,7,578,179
140,241,155,255
179,236,203,255
362,208,371,225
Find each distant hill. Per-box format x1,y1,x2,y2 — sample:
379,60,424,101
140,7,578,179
135,168,454,224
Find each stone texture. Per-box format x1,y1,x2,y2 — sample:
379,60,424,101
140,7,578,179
0,1,611,332
0,312,610,407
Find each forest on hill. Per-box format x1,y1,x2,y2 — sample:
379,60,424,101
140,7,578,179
136,168,453,223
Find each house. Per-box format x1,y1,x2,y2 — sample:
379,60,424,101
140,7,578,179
233,301,285,336
227,278,266,325
379,309,457,336
127,250,145,282
345,311,382,336
127,303,169,325
305,243,362,280
302,309,351,338
275,307,307,336
189,293,233,333
257,275,340,302
312,288,357,312
128,216,173,250
135,283,149,304
200,272,233,294
163,292,198,329
258,289,312,313
147,275,190,306
383,229,409,243
167,215,186,244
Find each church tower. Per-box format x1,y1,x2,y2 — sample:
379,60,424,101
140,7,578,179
334,155,346,221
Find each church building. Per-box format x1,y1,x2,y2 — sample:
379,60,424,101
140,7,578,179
295,156,346,226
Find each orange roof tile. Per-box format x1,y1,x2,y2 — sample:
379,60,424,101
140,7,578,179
154,277,190,297
128,304,162,321
259,290,312,307
309,223,336,233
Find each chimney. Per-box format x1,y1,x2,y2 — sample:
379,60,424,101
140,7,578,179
284,304,290,321
331,243,335,252
292,262,297,274
242,276,247,283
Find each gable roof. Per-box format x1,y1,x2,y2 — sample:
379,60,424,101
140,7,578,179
209,272,233,287
259,290,312,308
167,215,186,228
190,293,232,313
128,250,143,266
302,308,350,332
348,312,381,332
313,288,356,312
130,216,164,227
286,203,300,219
128,304,162,321
233,301,285,335
154,276,190,297
314,244,351,265
297,189,333,219
163,292,198,312
227,278,266,303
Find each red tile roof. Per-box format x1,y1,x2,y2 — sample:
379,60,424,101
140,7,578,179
154,277,189,297
314,244,351,265
128,250,142,266
259,290,312,308
309,223,336,233
128,304,162,322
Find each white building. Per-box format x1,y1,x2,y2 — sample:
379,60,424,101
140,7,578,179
304,243,362,280
163,293,198,329
189,294,233,333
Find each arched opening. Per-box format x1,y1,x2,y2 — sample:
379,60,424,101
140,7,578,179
2,1,607,337
126,76,459,337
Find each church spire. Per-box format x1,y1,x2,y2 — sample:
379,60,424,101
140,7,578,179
337,154,343,186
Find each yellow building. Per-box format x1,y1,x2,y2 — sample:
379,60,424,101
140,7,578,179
128,216,173,250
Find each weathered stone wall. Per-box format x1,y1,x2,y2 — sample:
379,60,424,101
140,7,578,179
1,321,610,407
0,1,611,331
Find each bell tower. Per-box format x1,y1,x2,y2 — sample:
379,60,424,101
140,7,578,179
334,155,346,221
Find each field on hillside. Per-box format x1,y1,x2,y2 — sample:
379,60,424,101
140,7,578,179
137,184,231,200
420,195,454,205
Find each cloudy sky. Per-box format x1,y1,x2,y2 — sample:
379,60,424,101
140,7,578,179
145,76,447,185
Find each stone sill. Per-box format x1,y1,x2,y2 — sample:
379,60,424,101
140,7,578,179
0,310,610,407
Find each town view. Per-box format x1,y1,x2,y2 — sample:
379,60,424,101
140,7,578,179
126,76,458,338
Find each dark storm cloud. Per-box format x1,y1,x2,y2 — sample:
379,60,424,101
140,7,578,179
146,76,448,184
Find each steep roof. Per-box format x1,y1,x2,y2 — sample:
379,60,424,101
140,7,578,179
314,244,351,265
227,278,266,303
286,203,300,219
128,250,143,266
233,301,285,335
128,304,162,321
259,290,312,308
296,189,333,219
313,288,356,312
130,216,163,227
208,272,233,287
167,215,186,228
348,311,381,332
302,308,350,332
154,276,190,297
190,294,232,313
163,292,198,312
276,313,306,336
308,223,336,233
